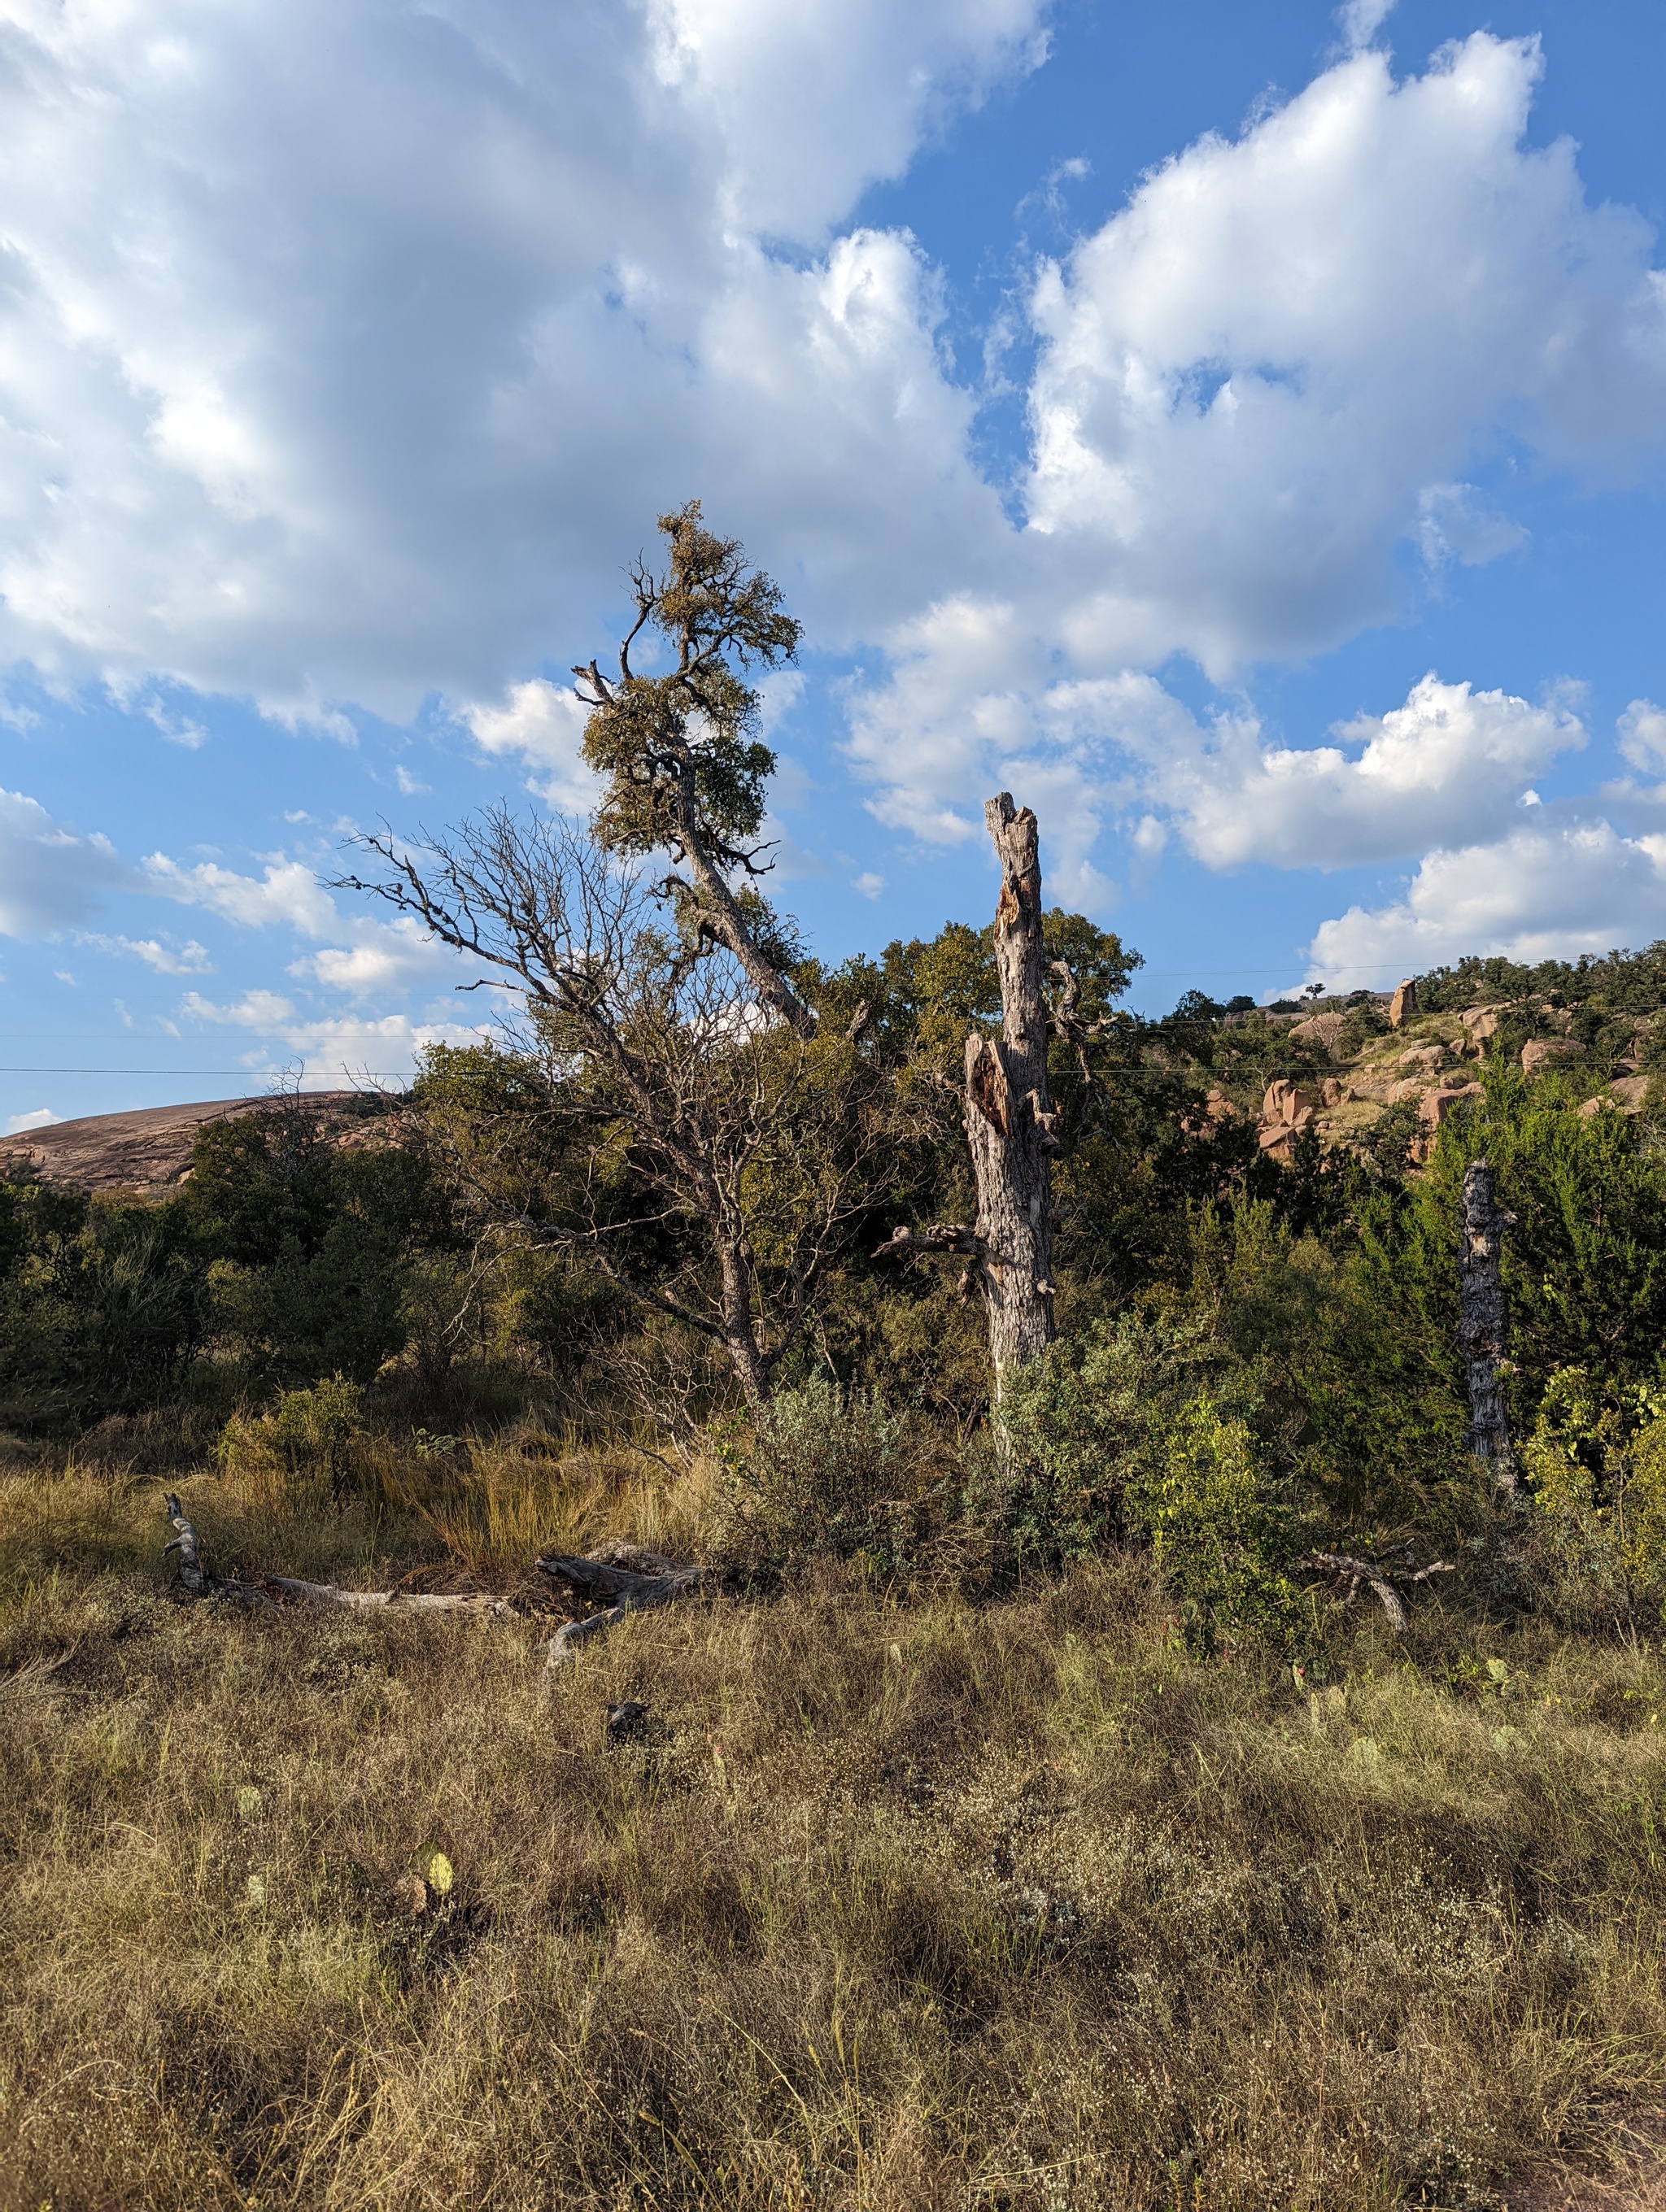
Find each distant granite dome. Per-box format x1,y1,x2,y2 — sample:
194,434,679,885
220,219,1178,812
0,1092,384,1196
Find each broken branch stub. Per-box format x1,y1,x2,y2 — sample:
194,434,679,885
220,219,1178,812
162,1493,271,1606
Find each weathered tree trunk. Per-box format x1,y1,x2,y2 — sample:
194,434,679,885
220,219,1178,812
966,795,1058,1398
1459,1159,1516,1495
717,1230,771,1410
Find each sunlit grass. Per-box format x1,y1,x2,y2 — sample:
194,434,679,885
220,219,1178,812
3,1445,1666,2207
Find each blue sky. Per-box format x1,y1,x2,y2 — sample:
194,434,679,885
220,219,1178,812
2,0,1665,1130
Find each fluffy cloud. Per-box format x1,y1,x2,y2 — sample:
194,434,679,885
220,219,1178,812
1150,674,1584,870
1336,0,1396,52
464,681,599,816
5,1106,60,1134
652,0,1047,240
3,10,1664,973
0,0,1031,721
1022,33,1666,678
1618,699,1666,777
850,656,1582,893
841,32,1666,882
76,933,214,974
1308,819,1666,984
299,916,475,998
144,855,340,937
177,991,486,1083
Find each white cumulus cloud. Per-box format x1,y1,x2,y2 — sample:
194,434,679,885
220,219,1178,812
5,1106,61,1135
464,680,600,816
1150,673,1585,870
144,854,340,937
1618,699,1666,777
1022,33,1666,681
1308,820,1666,984
0,0,1033,721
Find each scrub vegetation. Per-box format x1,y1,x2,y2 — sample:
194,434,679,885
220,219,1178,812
7,514,1666,2208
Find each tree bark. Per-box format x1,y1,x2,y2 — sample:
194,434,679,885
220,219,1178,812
717,1232,771,1410
1459,1159,1517,1496
966,795,1058,1397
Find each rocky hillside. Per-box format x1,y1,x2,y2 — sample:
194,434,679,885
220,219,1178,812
1188,969,1660,1166
0,1091,384,1196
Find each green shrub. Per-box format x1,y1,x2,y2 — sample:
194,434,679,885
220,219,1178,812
0,1184,204,1431
706,1374,942,1583
1524,1368,1666,1625
1125,1397,1302,1644
207,1217,407,1389
995,1313,1231,1568
217,1374,368,1507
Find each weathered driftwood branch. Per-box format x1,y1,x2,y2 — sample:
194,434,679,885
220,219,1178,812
164,1495,511,1615
260,1577,514,1616
163,1494,273,1605
537,1542,705,1670
1307,1548,1454,1635
1459,1159,1518,1496
164,1500,704,1674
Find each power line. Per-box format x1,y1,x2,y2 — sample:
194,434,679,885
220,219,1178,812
0,1066,414,1078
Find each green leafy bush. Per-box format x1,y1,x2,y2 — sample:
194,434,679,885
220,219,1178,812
0,1182,204,1431
1524,1368,1666,1625
995,1313,1231,1567
217,1374,368,1506
1125,1398,1302,1644
207,1217,407,1389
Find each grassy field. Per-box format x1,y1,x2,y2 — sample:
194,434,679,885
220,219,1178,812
4,1445,1666,2210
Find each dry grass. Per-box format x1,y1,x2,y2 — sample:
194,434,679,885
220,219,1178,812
3,1451,1666,2209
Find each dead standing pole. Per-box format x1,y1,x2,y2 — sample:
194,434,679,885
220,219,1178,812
872,793,1061,1400
964,795,1060,1398
1459,1159,1517,1497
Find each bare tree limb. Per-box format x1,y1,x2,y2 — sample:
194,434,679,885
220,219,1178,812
872,1221,983,1260
537,1544,706,1670
1306,1548,1454,1635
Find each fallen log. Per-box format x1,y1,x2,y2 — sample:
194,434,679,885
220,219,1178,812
163,1494,511,1615
162,1498,704,1668
537,1541,705,1670
259,1576,514,1617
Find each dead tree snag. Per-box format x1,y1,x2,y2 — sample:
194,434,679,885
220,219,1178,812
1459,1159,1517,1496
966,795,1058,1396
